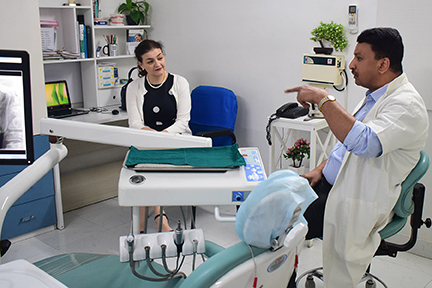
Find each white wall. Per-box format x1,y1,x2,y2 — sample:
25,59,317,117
145,0,377,163
0,0,46,134
146,0,432,258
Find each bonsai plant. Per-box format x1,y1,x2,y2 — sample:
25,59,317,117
118,0,150,25
310,21,348,54
284,138,310,168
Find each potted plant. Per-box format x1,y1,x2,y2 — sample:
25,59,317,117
118,0,150,25
310,21,348,54
284,138,310,174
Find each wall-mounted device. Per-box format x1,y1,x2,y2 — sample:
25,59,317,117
348,5,358,34
302,54,345,86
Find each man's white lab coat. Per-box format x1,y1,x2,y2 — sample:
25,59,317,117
322,74,429,287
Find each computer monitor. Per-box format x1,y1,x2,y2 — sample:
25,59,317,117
0,50,34,165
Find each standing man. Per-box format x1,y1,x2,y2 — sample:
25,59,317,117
285,27,428,287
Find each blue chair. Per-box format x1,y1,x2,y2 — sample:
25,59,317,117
189,85,238,147
297,150,431,288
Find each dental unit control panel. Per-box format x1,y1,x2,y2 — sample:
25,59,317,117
241,147,265,182
118,147,266,207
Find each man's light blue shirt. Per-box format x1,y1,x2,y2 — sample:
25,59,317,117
322,84,388,185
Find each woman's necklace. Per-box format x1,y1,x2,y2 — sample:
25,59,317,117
146,72,167,89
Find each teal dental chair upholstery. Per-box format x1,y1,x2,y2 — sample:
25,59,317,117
297,150,431,288
34,242,269,288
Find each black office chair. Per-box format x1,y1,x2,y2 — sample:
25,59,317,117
297,150,431,288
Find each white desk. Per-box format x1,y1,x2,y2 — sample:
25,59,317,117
269,116,335,173
64,106,128,124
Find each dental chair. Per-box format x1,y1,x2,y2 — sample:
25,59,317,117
297,150,431,288
29,170,317,288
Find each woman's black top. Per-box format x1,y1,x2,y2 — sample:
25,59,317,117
143,73,176,131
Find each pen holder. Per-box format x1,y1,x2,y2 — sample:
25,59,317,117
103,44,118,57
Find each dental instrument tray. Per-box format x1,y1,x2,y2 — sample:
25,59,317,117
124,143,246,172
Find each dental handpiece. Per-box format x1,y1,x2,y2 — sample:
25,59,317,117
174,220,183,246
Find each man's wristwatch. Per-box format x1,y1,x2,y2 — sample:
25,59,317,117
318,95,336,112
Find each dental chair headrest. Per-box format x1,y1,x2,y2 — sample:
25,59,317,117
235,170,317,248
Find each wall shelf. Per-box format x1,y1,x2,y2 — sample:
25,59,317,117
39,0,150,108
94,25,151,30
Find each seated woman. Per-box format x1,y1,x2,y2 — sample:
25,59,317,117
126,39,192,232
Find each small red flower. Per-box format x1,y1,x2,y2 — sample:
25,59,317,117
283,138,310,168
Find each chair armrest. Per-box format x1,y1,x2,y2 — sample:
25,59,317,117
179,241,267,288
203,241,226,258
195,129,236,144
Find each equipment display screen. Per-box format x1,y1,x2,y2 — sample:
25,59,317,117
0,50,34,165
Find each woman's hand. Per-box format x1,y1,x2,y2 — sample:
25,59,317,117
141,127,156,131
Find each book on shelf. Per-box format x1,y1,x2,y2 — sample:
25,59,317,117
77,15,90,59
79,24,85,59
43,49,80,61
86,25,91,58
42,50,62,61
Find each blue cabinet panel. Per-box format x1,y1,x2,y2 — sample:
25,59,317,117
0,170,54,205
0,135,56,239
1,196,56,239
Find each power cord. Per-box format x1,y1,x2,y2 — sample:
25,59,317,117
333,69,348,92
266,113,278,146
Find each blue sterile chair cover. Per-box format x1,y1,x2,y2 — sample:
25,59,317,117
189,85,238,147
235,169,317,248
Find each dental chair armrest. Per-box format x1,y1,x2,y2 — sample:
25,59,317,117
180,241,267,288
204,241,226,258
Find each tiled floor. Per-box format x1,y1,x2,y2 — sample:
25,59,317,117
3,198,432,287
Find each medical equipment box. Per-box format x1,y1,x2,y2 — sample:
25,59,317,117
302,54,345,85
97,64,115,88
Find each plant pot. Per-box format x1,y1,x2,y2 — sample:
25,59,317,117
126,15,140,25
287,165,306,176
313,47,333,55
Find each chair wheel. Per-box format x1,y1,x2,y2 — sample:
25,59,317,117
305,275,316,288
365,279,376,288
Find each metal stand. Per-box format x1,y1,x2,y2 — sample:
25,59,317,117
296,267,388,288
269,117,334,174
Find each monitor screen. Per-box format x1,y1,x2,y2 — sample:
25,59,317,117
0,50,34,165
45,81,71,108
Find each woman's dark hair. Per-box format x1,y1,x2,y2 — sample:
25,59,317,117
134,39,165,77
357,27,404,73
